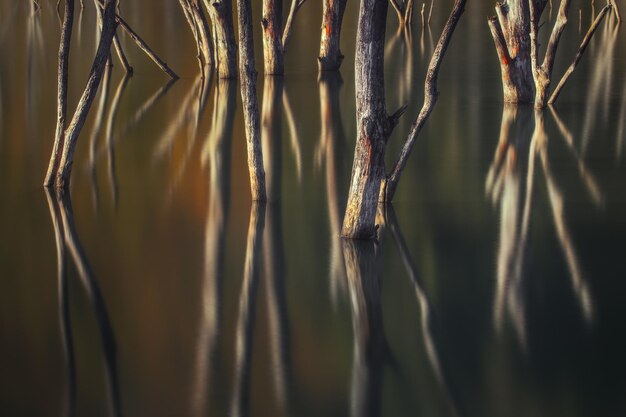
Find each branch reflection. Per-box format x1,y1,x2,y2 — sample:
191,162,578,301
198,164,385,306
487,106,595,350
317,72,349,306
192,79,236,417
45,188,122,417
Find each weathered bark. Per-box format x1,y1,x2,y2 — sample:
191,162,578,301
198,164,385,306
203,0,238,79
487,0,536,103
318,0,348,71
341,0,391,239
45,0,74,187
237,0,267,201
262,0,284,75
548,4,612,105
529,0,570,107
179,0,214,77
382,0,466,202
46,0,118,188
342,0,465,237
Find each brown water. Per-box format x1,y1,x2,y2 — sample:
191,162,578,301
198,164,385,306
2,1,626,416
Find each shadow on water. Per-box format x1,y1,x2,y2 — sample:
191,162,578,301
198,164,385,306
44,188,122,417
487,106,596,351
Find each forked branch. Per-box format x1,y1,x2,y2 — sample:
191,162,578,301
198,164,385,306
382,0,467,202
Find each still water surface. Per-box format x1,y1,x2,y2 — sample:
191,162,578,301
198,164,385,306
1,1,626,416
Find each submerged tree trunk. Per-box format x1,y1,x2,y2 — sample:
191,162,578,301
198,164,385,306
342,0,466,238
318,0,348,71
262,0,284,75
46,0,118,188
487,0,536,103
45,0,74,186
341,0,391,239
204,0,238,79
237,0,267,201
179,0,214,77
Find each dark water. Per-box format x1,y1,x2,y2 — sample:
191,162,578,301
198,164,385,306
2,1,626,416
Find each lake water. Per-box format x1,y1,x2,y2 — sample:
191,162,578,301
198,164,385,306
1,1,626,416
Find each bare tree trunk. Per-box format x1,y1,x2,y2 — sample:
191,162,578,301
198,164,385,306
262,0,284,75
487,0,536,103
318,0,348,71
341,0,391,239
179,0,214,77
237,0,267,201
54,0,118,188
204,0,238,79
45,0,74,187
342,0,465,238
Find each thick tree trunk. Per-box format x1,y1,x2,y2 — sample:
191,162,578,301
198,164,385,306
237,0,267,201
45,0,74,187
341,0,391,239
262,0,284,75
487,0,535,103
204,0,238,79
318,0,348,71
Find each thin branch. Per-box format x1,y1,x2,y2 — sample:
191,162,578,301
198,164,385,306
282,0,308,53
549,4,611,104
96,0,178,79
383,0,466,201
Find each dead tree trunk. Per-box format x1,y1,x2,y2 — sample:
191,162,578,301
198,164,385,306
203,0,238,79
318,0,348,71
237,0,267,201
45,0,74,186
341,0,391,239
45,0,118,188
342,0,466,238
179,0,214,77
261,0,309,75
390,0,415,27
487,0,537,103
262,0,284,75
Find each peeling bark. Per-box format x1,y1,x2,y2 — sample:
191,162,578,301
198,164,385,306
318,0,348,71
487,0,537,103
